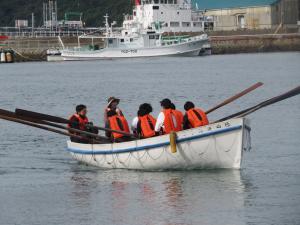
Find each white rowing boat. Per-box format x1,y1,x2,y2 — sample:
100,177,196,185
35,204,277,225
66,118,251,170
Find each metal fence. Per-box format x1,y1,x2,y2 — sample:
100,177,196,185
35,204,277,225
0,27,104,38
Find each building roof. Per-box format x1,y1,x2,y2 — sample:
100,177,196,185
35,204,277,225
193,0,279,10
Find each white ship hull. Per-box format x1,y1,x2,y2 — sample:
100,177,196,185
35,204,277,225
66,118,251,170
61,37,208,60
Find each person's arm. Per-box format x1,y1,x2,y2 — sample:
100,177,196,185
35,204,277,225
136,120,142,137
69,117,80,130
183,114,190,130
116,108,124,117
155,112,165,132
104,108,110,124
105,121,111,138
131,117,139,132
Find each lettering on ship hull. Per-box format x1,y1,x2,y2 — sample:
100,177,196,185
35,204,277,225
121,49,138,54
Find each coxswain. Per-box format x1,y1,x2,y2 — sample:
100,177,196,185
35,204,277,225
133,103,157,138
68,105,93,143
104,96,123,124
106,110,131,142
155,99,183,134
183,101,209,129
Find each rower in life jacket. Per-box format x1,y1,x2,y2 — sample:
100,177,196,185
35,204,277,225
104,96,124,124
106,110,131,142
68,104,90,143
132,103,157,138
183,101,209,129
155,99,183,134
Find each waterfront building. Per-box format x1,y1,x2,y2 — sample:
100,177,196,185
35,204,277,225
194,0,299,31
122,0,213,34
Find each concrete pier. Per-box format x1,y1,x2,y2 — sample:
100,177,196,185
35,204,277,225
210,33,300,54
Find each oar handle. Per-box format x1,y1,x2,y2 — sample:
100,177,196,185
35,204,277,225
15,108,135,138
0,114,101,144
0,109,108,142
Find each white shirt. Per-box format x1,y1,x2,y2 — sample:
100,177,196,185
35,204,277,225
155,112,165,132
131,116,139,132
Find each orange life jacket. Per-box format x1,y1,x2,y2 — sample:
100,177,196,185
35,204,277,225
163,109,183,134
138,114,156,138
68,114,89,131
186,108,209,128
108,115,130,139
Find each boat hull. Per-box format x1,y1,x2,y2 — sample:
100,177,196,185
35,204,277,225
66,118,251,170
61,37,209,60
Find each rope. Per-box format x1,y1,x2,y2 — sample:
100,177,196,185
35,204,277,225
11,48,45,61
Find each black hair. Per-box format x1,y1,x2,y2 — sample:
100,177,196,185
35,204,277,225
139,103,153,115
76,104,87,113
184,101,195,111
170,103,176,110
160,99,172,109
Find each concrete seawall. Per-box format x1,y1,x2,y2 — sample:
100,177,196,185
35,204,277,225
1,33,299,62
210,33,300,54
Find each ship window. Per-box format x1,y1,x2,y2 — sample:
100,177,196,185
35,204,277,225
154,0,159,4
177,12,179,15
155,35,160,39
149,35,155,39
161,12,163,14
130,38,133,42
153,6,159,10
120,39,124,42
108,39,113,44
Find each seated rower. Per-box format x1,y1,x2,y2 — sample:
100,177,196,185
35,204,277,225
68,104,98,143
106,110,131,143
133,103,157,138
183,101,209,129
155,99,183,135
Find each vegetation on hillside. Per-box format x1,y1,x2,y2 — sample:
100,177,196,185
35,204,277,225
0,0,133,27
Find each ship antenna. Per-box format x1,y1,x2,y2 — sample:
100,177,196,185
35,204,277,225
104,14,110,37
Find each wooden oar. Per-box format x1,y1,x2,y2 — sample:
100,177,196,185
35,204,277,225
215,85,300,122
15,108,135,138
205,82,263,114
0,114,102,144
0,109,108,141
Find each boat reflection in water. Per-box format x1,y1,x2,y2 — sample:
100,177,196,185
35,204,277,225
68,169,252,225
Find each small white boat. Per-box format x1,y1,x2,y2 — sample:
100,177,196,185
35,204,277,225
61,15,210,60
46,49,63,62
66,118,251,170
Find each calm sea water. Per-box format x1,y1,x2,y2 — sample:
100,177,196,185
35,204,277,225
0,52,299,225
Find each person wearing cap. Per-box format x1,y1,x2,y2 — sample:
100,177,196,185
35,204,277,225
155,99,183,134
183,101,209,129
68,104,98,143
106,109,131,143
104,96,124,124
